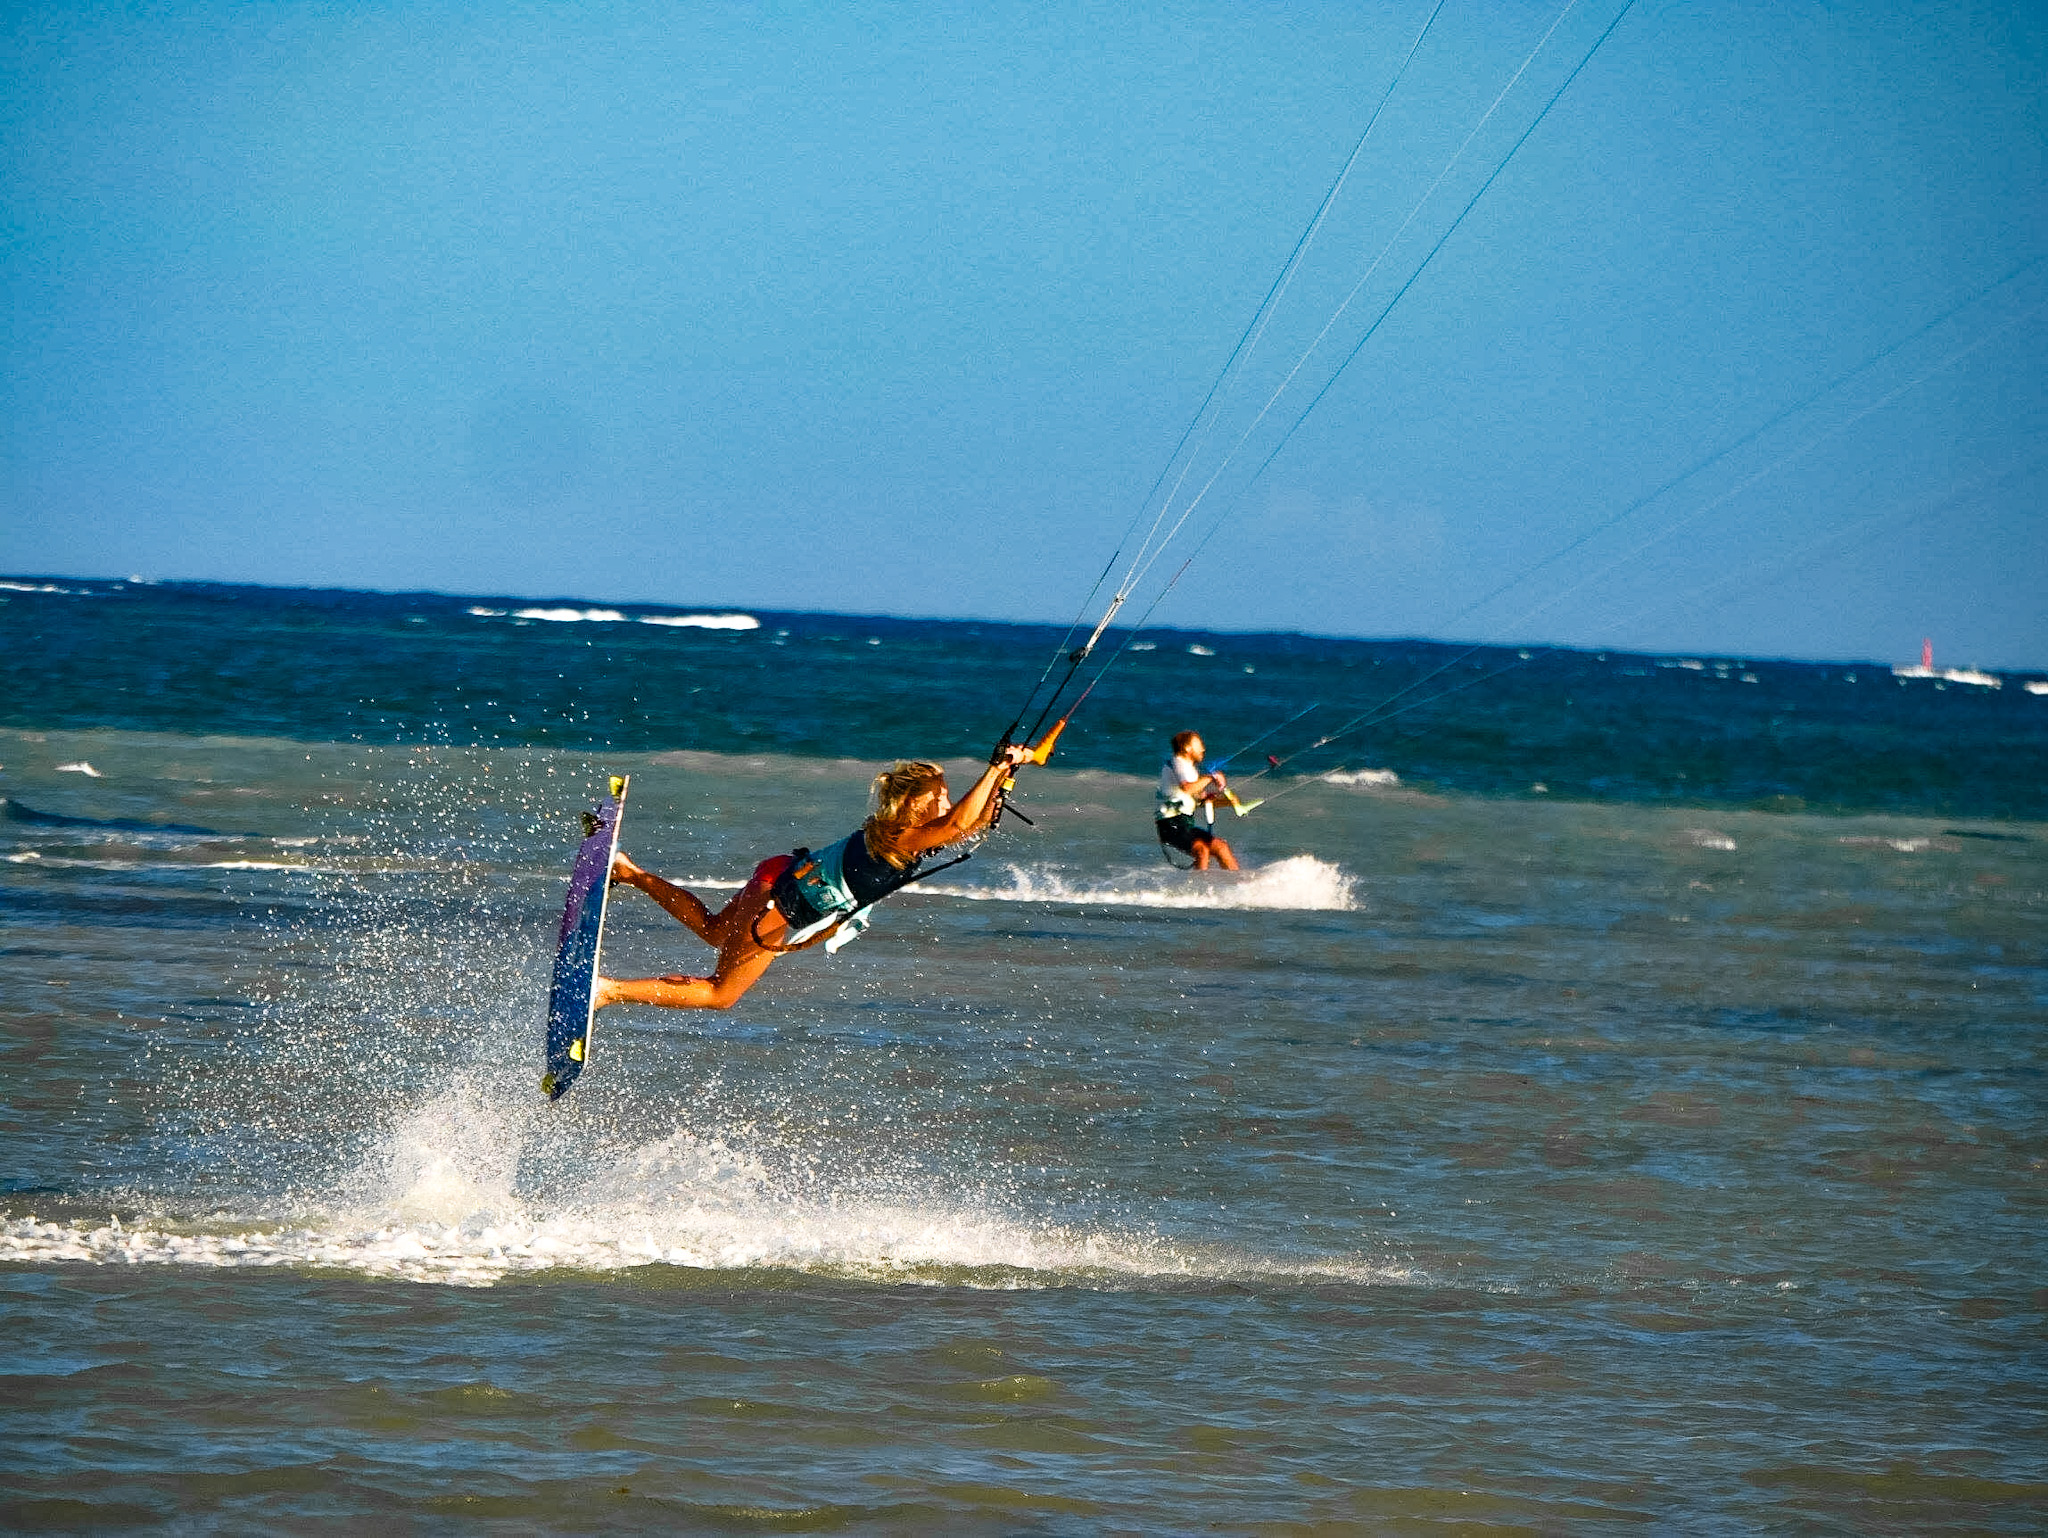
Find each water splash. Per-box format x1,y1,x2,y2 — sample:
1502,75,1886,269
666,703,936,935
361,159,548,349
927,853,1358,911
3,1085,1412,1290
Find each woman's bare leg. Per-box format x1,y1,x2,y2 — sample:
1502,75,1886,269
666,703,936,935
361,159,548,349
595,948,777,1010
596,864,792,1012
611,852,721,945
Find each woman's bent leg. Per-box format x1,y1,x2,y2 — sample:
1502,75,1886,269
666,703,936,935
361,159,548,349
613,855,721,945
596,865,792,1012
596,948,777,1011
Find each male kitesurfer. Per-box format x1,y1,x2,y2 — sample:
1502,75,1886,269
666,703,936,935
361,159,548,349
595,744,1034,1011
1155,730,1239,870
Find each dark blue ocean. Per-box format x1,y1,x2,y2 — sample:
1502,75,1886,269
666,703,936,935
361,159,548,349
8,577,2047,816
4,576,2045,1531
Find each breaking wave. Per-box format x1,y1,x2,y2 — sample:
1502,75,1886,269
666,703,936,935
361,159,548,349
465,606,758,629
927,853,1358,911
637,613,759,630
512,607,628,623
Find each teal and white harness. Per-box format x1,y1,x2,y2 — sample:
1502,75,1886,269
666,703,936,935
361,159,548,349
770,827,976,953
778,834,875,953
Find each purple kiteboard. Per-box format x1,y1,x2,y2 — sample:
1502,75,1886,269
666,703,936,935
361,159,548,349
541,774,628,1100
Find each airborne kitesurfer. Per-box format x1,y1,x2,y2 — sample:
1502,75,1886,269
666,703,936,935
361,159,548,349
595,744,1033,1011
1155,731,1240,870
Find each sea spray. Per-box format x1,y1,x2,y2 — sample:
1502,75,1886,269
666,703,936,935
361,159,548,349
925,853,1359,912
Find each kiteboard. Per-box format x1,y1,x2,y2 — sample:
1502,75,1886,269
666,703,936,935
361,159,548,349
541,774,629,1100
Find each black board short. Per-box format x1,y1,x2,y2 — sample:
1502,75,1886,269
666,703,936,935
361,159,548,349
1155,814,1217,854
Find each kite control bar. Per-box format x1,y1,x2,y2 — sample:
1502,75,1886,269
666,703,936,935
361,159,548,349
989,713,1071,827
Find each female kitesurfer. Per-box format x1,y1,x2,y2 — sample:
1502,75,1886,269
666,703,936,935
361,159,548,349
1155,731,1240,870
595,744,1034,1011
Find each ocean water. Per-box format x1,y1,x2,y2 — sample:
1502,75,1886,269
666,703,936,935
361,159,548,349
8,577,2047,816
2,581,2045,1531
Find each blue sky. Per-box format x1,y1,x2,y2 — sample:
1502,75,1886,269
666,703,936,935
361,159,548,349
5,1,2044,667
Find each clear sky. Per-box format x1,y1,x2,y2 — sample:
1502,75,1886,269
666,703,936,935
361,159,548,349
5,1,2044,668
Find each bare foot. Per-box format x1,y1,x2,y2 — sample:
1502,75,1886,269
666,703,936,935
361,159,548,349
592,975,622,1009
610,852,647,886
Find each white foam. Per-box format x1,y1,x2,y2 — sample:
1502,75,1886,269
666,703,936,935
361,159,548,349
1680,828,1737,850
0,580,77,594
0,1207,1410,1291
54,761,103,776
512,607,628,623
466,606,506,617
8,854,150,869
638,613,760,630
2,853,403,874
0,1101,1411,1290
10,825,231,851
2026,681,2048,696
1319,768,1399,788
926,853,1358,912
1893,664,2001,688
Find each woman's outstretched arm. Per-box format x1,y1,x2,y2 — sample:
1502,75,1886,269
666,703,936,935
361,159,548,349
897,744,1033,856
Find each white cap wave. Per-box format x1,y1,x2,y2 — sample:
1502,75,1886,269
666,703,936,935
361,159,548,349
926,853,1357,912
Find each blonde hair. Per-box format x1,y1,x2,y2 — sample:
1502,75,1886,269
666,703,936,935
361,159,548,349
863,759,948,868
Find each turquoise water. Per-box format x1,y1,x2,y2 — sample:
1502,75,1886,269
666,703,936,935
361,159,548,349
2,582,2046,1529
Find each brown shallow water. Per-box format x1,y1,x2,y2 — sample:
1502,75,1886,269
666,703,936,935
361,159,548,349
3,730,2044,1531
